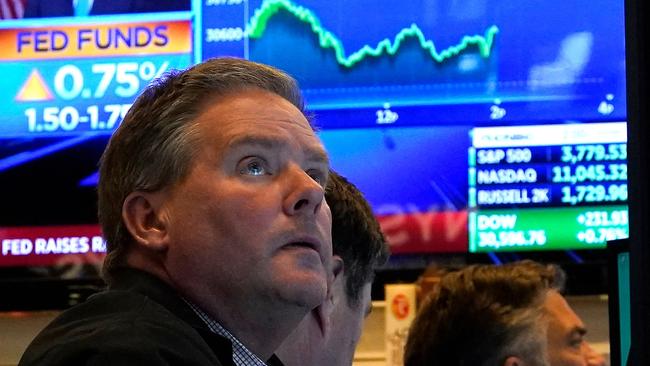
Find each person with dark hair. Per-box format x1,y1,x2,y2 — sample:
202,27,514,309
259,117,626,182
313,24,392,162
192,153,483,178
19,57,333,366
404,260,606,366
276,170,390,366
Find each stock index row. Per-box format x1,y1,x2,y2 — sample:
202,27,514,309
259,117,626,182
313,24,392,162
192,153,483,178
468,122,629,252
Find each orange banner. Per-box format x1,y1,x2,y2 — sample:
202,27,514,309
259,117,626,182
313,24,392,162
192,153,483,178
0,20,191,60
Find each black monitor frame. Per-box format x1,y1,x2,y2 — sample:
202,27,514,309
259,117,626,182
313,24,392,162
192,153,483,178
624,0,650,364
607,238,630,366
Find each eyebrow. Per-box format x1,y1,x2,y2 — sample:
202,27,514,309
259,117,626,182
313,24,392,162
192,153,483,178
227,135,329,165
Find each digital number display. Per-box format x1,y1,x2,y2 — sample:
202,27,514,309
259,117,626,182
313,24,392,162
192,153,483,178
552,163,627,184
0,0,630,263
470,206,629,251
0,14,193,137
469,122,628,252
0,12,194,268
25,104,131,133
561,144,627,163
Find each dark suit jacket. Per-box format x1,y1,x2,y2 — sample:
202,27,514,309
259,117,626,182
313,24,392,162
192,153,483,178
18,267,283,366
24,0,190,18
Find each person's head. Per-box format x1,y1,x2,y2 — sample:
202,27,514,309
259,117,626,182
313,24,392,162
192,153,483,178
404,260,606,366
97,57,333,357
277,170,390,366
544,289,607,366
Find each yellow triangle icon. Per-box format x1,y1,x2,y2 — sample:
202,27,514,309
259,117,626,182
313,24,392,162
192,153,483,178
16,69,54,102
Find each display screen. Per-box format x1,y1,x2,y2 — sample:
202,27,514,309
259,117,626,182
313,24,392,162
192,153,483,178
0,7,193,271
0,0,629,271
468,122,628,252
199,0,626,123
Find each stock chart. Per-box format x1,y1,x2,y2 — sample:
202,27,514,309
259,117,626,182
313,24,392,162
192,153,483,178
200,0,626,127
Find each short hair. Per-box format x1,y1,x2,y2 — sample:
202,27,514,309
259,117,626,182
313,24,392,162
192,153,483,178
326,170,390,307
404,260,565,366
98,57,305,283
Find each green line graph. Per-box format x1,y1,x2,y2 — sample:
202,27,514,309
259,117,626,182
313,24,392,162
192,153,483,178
246,0,500,68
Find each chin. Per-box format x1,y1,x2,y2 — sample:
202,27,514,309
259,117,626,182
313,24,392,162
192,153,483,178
280,276,328,309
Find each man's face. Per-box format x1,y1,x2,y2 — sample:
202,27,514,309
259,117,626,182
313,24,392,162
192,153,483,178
321,279,373,366
158,89,333,318
544,290,606,366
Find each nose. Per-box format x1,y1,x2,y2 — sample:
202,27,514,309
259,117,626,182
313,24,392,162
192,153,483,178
282,165,326,216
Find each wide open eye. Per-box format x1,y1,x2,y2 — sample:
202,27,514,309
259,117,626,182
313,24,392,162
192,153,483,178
239,157,269,176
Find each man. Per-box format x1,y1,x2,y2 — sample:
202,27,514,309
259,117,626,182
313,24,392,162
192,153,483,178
19,57,333,365
404,260,606,366
276,170,390,366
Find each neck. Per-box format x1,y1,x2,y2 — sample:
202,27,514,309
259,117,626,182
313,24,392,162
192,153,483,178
276,310,323,366
200,297,309,359
126,250,310,359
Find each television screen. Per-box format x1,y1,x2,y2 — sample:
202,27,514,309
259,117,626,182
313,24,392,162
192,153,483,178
0,8,193,276
197,0,628,253
0,0,629,277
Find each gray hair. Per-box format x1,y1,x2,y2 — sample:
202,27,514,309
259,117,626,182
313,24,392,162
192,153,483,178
98,57,305,283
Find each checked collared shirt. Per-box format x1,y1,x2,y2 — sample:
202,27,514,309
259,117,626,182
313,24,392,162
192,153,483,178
185,300,268,366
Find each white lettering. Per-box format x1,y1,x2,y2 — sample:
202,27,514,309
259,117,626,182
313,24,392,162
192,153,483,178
2,239,32,255
477,189,532,205
34,236,90,255
478,214,517,230
92,236,106,252
477,149,506,164
477,168,537,184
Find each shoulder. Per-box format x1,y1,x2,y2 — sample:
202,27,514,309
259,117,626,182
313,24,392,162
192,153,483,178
19,290,222,366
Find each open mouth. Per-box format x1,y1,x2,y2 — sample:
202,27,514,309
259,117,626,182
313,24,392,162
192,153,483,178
281,240,324,268
284,241,318,251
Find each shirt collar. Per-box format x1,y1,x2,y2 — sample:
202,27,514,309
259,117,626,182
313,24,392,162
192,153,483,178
184,300,269,366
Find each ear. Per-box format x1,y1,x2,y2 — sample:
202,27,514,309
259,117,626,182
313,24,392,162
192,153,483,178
503,356,526,366
331,255,344,284
121,190,170,252
314,256,345,337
